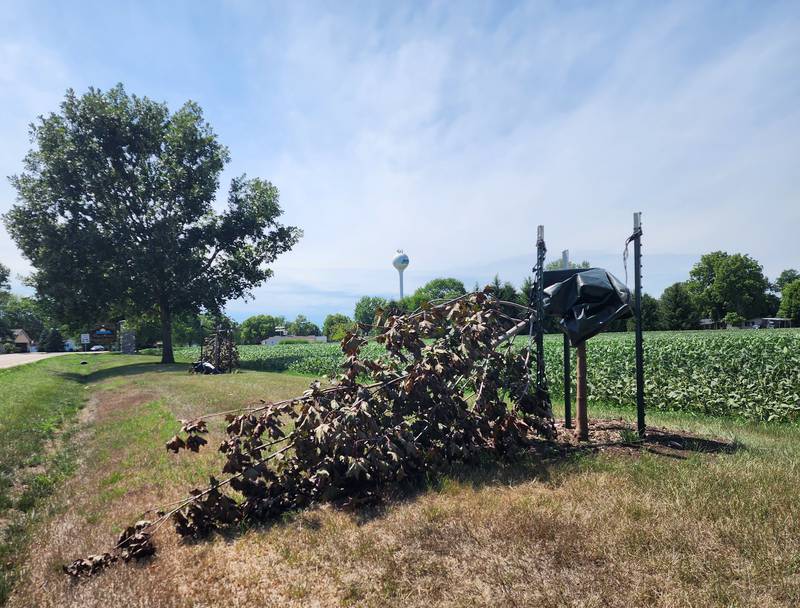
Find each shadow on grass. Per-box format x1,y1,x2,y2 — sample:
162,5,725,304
171,419,740,550
55,362,189,384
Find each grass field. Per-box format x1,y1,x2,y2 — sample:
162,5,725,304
143,328,800,421
0,354,154,602
2,355,799,606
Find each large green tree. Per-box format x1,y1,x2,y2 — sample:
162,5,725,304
240,314,285,344
659,282,700,330
626,293,661,331
322,313,354,341
0,263,9,291
687,251,770,321
490,274,518,303
4,85,300,363
0,295,47,342
775,269,799,293
778,279,800,324
354,296,388,329
403,277,466,310
287,315,320,336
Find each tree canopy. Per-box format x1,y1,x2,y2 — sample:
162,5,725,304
354,296,388,328
402,277,466,310
778,280,800,324
287,315,320,336
687,251,770,320
239,314,285,344
0,295,48,343
775,269,800,293
490,274,518,303
0,263,9,291
39,327,65,352
660,282,699,330
544,259,591,271
322,313,354,341
4,85,300,363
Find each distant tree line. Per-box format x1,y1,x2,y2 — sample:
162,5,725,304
344,253,800,334
0,262,73,352
3,250,798,353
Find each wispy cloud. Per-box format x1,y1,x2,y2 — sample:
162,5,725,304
1,1,798,323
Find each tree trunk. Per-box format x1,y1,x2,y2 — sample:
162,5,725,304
160,300,174,364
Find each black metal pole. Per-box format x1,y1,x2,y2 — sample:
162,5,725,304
563,334,572,428
535,226,546,395
561,250,572,428
633,212,645,437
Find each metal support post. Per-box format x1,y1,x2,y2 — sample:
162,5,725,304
561,249,572,428
633,212,646,437
576,341,588,440
535,226,546,394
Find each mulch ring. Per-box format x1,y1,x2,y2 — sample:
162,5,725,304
538,418,737,460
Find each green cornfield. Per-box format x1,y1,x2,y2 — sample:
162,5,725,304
142,329,800,422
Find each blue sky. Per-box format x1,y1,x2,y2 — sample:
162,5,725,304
1,1,799,325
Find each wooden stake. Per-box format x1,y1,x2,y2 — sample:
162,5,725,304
576,341,589,441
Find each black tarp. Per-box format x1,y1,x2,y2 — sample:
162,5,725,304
543,268,633,346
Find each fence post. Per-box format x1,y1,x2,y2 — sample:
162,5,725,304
535,226,546,395
633,212,646,437
576,341,588,440
561,249,572,428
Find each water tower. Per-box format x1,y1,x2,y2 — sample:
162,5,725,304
392,250,409,299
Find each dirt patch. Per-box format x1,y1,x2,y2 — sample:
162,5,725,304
548,418,736,459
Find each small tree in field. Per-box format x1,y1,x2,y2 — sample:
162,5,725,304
4,85,300,364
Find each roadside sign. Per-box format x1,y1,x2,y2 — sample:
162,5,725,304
80,333,90,344
91,324,116,345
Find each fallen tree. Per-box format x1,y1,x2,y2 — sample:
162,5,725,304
65,289,553,577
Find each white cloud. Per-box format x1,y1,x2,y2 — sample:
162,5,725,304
0,1,798,323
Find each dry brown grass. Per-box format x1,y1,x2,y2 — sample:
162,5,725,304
6,360,800,607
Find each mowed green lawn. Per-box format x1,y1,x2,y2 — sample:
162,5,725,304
1,355,799,607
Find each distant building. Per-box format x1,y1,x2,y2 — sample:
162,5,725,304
12,329,35,352
698,318,724,330
260,335,327,346
741,317,792,329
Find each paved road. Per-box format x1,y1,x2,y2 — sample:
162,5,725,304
0,351,79,370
